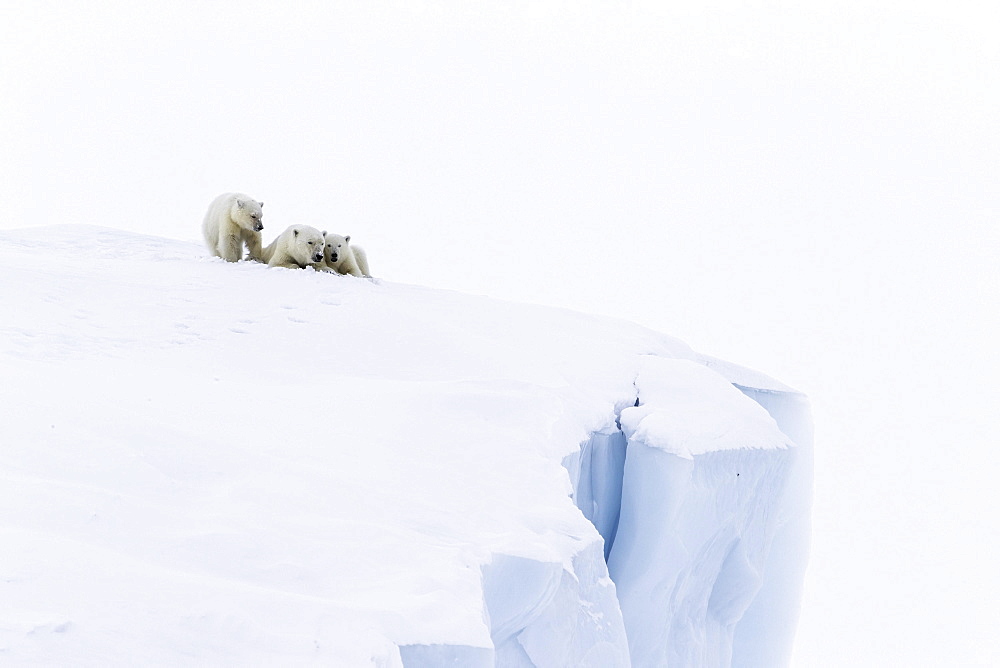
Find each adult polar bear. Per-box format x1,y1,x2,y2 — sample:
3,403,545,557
202,193,265,262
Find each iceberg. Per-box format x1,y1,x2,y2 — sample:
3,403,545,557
0,226,811,666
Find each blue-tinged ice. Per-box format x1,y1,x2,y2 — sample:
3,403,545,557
565,356,812,668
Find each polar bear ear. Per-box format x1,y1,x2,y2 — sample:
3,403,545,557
236,199,245,209
258,201,263,208
293,229,299,236
344,235,351,243
322,230,327,236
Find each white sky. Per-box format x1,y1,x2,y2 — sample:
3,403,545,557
2,2,998,664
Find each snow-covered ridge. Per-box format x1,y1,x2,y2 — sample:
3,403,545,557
0,226,812,666
622,355,791,459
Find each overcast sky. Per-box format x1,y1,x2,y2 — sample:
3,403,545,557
2,2,998,664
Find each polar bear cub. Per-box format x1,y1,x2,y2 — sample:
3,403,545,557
323,233,371,278
261,225,328,270
202,192,264,262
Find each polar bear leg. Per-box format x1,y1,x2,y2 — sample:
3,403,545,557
244,231,263,262
219,232,242,262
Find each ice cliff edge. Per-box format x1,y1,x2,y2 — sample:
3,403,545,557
562,356,812,668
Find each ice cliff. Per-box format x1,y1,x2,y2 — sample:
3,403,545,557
563,358,812,668
0,226,812,667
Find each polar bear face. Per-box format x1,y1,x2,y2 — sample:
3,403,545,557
232,198,264,232
290,226,326,264
323,233,351,264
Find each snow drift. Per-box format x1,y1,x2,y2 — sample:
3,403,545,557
0,226,812,666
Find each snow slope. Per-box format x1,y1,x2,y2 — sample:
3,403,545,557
0,226,812,666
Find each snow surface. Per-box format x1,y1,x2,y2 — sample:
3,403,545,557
620,356,791,459
0,226,812,666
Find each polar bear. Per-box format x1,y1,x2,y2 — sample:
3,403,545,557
261,225,328,270
202,192,264,262
322,233,371,278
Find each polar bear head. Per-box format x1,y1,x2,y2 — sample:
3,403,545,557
288,225,326,265
323,233,351,265
232,198,264,232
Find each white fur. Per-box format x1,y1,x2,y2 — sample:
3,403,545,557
202,192,264,262
261,225,328,270
322,233,371,278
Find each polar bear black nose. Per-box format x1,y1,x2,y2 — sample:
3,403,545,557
254,223,264,231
